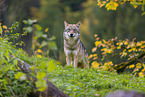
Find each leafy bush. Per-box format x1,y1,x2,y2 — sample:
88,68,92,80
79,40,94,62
0,22,58,96
48,66,145,97
23,19,57,57
89,34,145,76
0,36,32,96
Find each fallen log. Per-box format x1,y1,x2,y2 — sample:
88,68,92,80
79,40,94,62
11,55,68,97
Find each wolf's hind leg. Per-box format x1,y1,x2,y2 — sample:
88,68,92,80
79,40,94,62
84,57,89,69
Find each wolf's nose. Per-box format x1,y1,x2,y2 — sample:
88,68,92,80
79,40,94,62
70,33,73,37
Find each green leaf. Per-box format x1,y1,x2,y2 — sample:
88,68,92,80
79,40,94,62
23,19,37,25
35,24,42,31
36,72,46,80
0,25,2,34
47,60,56,72
15,72,26,80
13,59,18,65
35,31,43,37
23,20,28,24
41,41,48,47
0,58,2,65
4,51,9,61
49,36,56,40
35,79,47,91
142,12,145,15
48,41,57,50
24,27,33,33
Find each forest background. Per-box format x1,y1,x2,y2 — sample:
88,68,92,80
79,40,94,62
0,0,145,64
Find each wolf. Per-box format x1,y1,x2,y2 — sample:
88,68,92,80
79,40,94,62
63,21,89,68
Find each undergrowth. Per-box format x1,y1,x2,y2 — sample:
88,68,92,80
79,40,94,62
48,66,145,97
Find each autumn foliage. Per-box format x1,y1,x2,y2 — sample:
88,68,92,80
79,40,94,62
89,34,145,77
97,0,145,15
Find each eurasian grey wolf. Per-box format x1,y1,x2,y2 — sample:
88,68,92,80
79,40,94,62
63,21,89,68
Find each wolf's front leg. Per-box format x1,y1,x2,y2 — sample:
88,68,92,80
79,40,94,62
66,57,71,66
74,57,78,68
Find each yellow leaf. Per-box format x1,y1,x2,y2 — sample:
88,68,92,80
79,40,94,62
136,63,142,68
92,54,96,57
113,2,119,8
120,51,127,57
140,45,145,49
2,25,7,29
138,72,144,77
124,41,128,45
136,63,141,66
92,47,97,53
116,42,123,46
128,48,136,52
37,54,42,58
94,34,98,37
97,1,101,6
104,61,113,66
93,56,98,60
88,54,93,59
129,64,135,69
136,42,142,46
91,61,100,68
102,39,107,44
45,28,49,32
141,67,145,72
105,1,119,10
117,46,121,49
95,41,102,47
119,1,125,5
130,42,135,47
102,48,112,53
108,61,113,65
37,49,43,53
133,4,138,9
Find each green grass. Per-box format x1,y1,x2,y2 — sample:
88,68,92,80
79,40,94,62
48,66,145,97
0,38,144,97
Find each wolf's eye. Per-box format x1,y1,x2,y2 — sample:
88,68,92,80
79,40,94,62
73,29,77,32
67,29,70,31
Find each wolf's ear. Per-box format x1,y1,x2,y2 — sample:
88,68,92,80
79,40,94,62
76,21,80,28
64,21,68,27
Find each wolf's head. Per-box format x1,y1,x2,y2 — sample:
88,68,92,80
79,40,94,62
63,21,80,37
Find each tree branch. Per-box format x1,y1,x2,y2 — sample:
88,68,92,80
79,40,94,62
114,51,145,73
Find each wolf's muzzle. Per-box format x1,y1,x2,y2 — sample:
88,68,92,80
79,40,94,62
70,33,74,37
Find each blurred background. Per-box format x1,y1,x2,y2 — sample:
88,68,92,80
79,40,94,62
0,0,145,64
